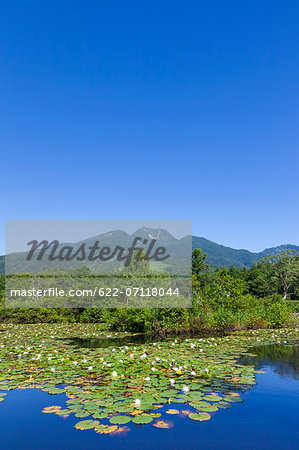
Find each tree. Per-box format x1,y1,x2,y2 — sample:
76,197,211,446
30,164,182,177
192,248,208,279
261,250,299,300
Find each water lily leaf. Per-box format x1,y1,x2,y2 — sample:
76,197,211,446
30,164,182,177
199,405,218,412
159,389,179,397
217,401,232,409
165,409,179,414
132,415,153,424
186,391,204,401
75,411,90,418
46,388,65,395
92,412,108,419
188,412,211,421
189,401,211,408
109,415,131,424
203,395,222,402
42,405,62,414
56,409,71,416
170,398,185,403
94,424,118,434
75,420,99,430
223,396,243,403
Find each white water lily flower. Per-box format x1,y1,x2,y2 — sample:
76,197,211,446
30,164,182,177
170,379,175,385
88,366,93,371
83,359,87,363
145,377,151,381
140,353,147,359
111,371,117,377
134,399,141,406
205,368,209,373
191,371,196,376
182,385,189,393
155,357,160,361
190,343,196,349
50,368,55,372
151,367,156,372
73,361,78,365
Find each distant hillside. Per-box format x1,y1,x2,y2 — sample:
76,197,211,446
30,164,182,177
0,228,298,273
192,237,299,268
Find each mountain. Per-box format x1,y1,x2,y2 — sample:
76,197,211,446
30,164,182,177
0,228,298,274
192,237,299,268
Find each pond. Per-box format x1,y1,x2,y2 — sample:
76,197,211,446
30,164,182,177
0,337,298,449
64,330,227,348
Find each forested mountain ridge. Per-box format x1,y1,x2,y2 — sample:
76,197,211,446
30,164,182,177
0,227,298,273
191,237,299,268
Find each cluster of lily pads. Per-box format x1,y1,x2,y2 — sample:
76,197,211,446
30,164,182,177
0,324,298,435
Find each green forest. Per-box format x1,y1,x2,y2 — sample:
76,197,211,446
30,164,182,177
0,248,298,332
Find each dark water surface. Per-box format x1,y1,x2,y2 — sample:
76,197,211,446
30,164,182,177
0,343,298,450
64,331,227,348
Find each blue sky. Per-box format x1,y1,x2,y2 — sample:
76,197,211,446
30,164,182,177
1,0,299,253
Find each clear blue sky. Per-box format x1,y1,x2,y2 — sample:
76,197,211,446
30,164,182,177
1,0,299,253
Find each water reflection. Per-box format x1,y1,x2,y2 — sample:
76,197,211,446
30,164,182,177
241,343,299,380
64,333,163,348
64,331,227,349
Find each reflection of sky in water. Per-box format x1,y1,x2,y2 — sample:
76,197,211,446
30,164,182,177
241,342,299,381
0,343,298,450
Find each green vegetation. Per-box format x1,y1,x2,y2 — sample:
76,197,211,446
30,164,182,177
2,230,299,275
0,248,298,332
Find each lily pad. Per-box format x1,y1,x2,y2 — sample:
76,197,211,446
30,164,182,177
109,415,132,424
188,412,211,421
203,395,222,402
132,415,154,424
74,420,99,430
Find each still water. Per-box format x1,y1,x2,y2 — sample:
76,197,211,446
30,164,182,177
0,343,298,450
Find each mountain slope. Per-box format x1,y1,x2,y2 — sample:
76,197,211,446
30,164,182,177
0,229,298,273
192,237,299,268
